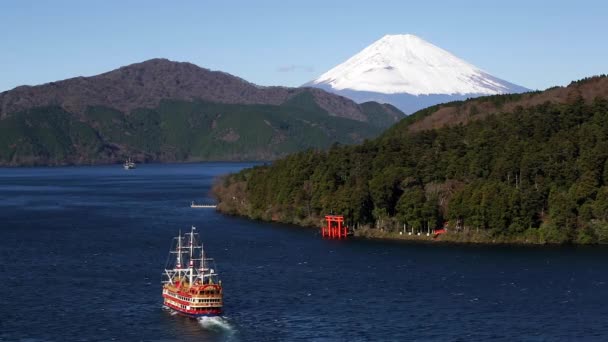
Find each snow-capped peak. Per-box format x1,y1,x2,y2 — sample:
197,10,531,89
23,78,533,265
309,34,519,96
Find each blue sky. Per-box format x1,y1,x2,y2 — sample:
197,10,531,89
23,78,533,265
1,0,606,92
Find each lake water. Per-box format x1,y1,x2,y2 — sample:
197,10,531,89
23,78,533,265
1,163,608,341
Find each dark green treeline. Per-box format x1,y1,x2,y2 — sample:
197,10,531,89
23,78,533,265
216,96,608,244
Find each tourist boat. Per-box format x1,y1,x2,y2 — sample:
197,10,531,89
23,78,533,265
190,201,217,208
123,158,136,170
162,226,223,317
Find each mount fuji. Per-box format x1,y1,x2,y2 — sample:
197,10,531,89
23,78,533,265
304,34,529,113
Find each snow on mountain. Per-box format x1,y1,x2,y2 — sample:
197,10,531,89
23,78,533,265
305,34,529,113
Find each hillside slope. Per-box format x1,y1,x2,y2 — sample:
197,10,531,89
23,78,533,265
385,75,608,135
215,75,608,244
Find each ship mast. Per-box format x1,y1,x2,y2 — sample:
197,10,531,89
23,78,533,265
199,242,205,283
176,229,182,279
163,226,206,287
188,226,196,285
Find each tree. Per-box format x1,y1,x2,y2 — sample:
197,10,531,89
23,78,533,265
395,187,426,232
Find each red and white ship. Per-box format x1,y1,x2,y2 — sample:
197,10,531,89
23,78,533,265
162,226,223,317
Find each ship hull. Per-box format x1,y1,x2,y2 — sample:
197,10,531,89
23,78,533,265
164,301,222,317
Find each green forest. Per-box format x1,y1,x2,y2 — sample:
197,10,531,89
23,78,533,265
0,92,398,166
215,87,608,244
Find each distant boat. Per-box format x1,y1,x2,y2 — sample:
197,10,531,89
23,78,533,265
190,201,217,209
123,158,136,170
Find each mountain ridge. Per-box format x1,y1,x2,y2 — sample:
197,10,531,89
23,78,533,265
0,59,404,166
0,58,401,124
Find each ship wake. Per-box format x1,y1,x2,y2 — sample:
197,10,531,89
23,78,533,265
198,316,235,333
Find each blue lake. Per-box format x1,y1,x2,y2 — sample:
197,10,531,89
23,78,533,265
1,163,607,341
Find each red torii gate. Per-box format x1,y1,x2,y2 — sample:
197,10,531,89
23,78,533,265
322,215,348,239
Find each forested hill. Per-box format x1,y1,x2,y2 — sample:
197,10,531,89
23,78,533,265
385,75,608,136
214,75,608,244
0,59,403,166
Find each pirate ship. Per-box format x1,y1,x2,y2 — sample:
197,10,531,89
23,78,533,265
161,226,223,317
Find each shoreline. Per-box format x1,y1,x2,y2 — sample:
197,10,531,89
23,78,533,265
0,160,267,169
352,227,555,246
215,208,606,246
